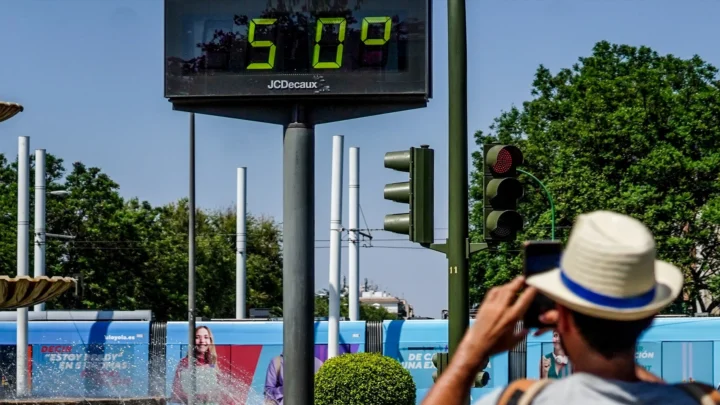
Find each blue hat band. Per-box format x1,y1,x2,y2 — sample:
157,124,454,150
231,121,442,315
560,268,656,309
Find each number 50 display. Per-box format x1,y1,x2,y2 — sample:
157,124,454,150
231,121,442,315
246,16,393,70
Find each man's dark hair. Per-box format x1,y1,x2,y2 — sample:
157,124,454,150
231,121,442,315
570,310,654,358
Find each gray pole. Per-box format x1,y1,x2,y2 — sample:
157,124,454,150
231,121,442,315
283,119,315,405
34,149,46,312
16,136,29,397
188,113,196,405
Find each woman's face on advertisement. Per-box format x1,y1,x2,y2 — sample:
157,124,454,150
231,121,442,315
195,328,211,352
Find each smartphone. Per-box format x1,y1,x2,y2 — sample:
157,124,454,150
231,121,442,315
522,241,562,329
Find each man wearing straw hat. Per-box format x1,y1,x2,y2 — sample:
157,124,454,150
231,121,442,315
422,211,720,405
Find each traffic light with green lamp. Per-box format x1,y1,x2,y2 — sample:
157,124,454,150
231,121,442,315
383,145,434,245
483,144,524,242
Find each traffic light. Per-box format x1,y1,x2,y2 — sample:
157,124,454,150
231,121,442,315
432,352,490,387
474,357,491,388
431,352,449,382
483,144,524,242
474,371,490,388
383,145,434,245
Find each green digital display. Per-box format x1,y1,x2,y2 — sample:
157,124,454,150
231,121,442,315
164,0,430,100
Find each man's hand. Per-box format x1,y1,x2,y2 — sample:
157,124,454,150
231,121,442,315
421,277,536,405
462,276,537,357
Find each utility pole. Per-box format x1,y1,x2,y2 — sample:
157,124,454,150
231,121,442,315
328,135,344,358
34,149,47,312
236,167,247,319
16,136,29,397
34,148,71,314
348,147,360,321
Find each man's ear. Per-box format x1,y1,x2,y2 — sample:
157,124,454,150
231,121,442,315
555,305,571,334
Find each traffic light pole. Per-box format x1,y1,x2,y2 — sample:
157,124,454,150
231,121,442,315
382,0,487,397
427,2,486,401
446,0,470,367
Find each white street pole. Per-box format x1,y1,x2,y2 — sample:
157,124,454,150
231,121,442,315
348,147,360,321
34,149,46,312
236,167,247,319
328,135,344,358
16,136,30,397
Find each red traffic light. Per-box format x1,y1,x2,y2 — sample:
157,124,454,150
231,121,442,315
486,145,523,177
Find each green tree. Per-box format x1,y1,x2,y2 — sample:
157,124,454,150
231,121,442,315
0,152,284,320
115,200,284,320
469,41,720,314
0,152,66,277
42,161,162,312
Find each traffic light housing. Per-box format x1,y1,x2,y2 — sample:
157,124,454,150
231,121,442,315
383,145,434,245
432,352,490,387
483,144,524,242
474,371,490,388
474,357,491,388
431,352,448,382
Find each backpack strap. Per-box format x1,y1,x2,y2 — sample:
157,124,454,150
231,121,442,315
675,382,720,405
496,379,554,405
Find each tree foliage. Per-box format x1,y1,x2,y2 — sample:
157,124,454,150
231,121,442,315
0,153,283,320
469,41,720,314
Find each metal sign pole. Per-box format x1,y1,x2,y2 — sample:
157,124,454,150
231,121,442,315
282,109,315,405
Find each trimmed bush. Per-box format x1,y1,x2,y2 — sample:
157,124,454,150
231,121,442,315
315,352,416,405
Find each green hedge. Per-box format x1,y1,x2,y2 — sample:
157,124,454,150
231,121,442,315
315,352,416,405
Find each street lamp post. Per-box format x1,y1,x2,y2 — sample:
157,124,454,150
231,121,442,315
17,136,30,398
1,101,26,398
33,148,70,312
3,105,75,398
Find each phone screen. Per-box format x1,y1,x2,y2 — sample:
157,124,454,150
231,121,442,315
523,241,562,329
525,253,562,276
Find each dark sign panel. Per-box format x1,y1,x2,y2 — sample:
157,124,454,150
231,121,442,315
164,0,430,100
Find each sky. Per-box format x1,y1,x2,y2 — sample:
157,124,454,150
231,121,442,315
1,0,719,318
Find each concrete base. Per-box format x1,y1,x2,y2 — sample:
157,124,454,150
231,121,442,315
0,398,165,405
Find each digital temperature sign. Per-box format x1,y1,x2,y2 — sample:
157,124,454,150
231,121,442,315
164,0,430,100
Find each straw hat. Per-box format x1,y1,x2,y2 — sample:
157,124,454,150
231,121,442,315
526,211,684,321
